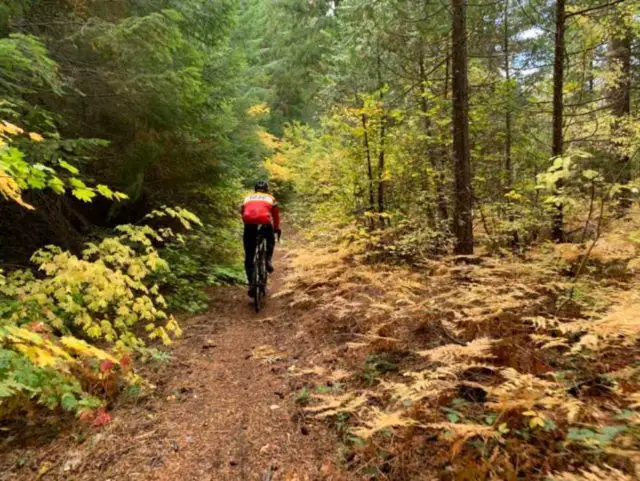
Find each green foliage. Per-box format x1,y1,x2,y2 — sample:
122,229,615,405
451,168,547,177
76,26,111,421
361,353,399,386
1,120,122,208
566,425,629,450
0,323,123,419
0,0,266,264
296,387,312,406
0,34,63,95
151,223,245,314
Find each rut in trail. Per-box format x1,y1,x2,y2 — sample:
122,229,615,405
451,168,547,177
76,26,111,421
0,249,350,481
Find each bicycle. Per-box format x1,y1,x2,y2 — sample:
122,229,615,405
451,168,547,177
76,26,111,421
251,226,267,312
253,225,281,313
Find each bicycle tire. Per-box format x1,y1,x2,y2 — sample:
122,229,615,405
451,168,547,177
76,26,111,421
253,235,267,313
253,250,262,312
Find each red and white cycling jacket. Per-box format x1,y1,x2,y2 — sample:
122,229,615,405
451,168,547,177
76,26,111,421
241,192,280,229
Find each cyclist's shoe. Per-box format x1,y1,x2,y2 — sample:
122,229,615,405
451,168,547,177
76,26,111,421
248,286,256,298
266,261,274,273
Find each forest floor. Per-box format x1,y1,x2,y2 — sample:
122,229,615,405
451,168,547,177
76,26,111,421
0,246,353,481
1,218,640,481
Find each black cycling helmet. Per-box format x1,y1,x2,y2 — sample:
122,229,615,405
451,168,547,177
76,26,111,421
255,180,269,192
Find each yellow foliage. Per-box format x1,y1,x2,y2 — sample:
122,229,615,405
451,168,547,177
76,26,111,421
28,132,44,142
3,224,183,351
257,129,281,151
247,103,270,117
264,152,292,182
0,168,35,210
60,337,119,362
0,120,24,135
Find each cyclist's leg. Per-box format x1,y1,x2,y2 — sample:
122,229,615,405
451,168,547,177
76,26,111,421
264,224,275,273
243,224,258,295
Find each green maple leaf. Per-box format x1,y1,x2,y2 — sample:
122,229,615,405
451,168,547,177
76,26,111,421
58,160,79,175
48,176,65,194
96,184,114,199
72,187,96,202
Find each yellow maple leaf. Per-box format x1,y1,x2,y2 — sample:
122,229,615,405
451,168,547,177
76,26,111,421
0,168,35,210
0,121,24,135
60,336,118,362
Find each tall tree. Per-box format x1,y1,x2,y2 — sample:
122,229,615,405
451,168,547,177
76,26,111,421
451,0,473,254
551,0,566,242
503,0,513,189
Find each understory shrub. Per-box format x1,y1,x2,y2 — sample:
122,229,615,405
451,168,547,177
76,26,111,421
153,225,245,313
0,206,201,420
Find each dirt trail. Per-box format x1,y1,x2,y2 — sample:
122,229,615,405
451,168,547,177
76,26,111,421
0,249,346,481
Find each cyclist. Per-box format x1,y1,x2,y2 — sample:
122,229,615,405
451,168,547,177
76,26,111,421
241,180,281,297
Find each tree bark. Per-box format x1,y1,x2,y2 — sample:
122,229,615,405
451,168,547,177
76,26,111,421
444,37,451,100
451,0,473,254
377,119,386,213
551,0,566,242
376,54,386,214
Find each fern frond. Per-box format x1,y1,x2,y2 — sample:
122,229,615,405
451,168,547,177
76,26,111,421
352,407,419,439
530,334,570,350
487,368,583,422
291,365,326,377
305,393,369,419
424,422,498,440
560,297,640,352
418,337,495,363
551,465,635,481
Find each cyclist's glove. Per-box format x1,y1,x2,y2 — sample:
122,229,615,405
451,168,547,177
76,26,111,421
275,228,282,238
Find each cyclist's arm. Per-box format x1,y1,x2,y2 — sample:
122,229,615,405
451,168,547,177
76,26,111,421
272,204,281,230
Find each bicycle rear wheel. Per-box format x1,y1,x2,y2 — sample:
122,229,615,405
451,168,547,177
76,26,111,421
253,239,267,312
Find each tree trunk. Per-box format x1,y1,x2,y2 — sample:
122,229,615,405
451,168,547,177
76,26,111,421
377,120,386,213
503,0,519,249
361,113,375,212
551,0,565,242
610,28,632,210
451,0,473,254
503,0,513,189
376,54,386,215
444,37,451,100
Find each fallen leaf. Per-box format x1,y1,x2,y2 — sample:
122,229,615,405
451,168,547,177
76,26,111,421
92,408,112,428
35,461,53,480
